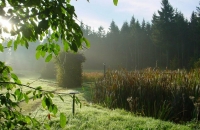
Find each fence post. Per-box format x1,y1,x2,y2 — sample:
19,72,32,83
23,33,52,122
103,63,106,79
69,92,79,115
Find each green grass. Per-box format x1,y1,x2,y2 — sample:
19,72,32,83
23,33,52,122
28,96,192,130
14,71,198,130
31,99,192,130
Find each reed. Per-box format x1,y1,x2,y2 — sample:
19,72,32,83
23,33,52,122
93,68,200,122
82,72,103,82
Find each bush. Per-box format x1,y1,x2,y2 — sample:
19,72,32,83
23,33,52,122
55,52,85,88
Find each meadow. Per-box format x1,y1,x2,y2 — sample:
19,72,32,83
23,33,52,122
10,70,200,129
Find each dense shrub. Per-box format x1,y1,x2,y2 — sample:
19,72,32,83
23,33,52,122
55,52,85,88
93,68,200,123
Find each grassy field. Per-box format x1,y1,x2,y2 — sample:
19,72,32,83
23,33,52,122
14,71,198,130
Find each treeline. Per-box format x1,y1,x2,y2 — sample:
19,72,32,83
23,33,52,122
82,0,200,70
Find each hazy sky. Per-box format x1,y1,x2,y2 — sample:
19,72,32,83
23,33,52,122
71,0,199,31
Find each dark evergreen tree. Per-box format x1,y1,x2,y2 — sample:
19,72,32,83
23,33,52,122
174,11,189,69
105,21,121,68
97,26,106,38
151,0,176,68
119,21,131,69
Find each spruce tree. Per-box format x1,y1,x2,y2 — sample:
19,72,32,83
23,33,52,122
151,0,176,68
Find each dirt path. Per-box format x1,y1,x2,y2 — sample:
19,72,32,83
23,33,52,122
18,88,71,114
17,77,78,115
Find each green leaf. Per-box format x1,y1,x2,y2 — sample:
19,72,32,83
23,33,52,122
18,92,23,101
15,89,23,101
7,66,13,71
25,116,32,124
61,7,67,14
52,104,58,115
35,51,41,59
38,19,49,31
14,41,18,50
55,44,60,52
40,34,43,41
63,40,69,52
60,113,66,128
36,93,43,98
0,44,3,52
45,97,52,109
24,94,29,103
70,41,78,52
45,54,52,62
53,50,59,56
26,90,32,95
1,96,7,105
36,45,43,50
31,8,38,14
16,79,21,84
7,40,12,48
41,50,46,57
6,92,10,99
25,41,29,49
49,92,54,98
113,0,118,6
18,121,27,125
42,97,47,108
11,73,18,80
11,73,21,84
35,86,42,90
14,35,20,50
83,37,90,47
14,88,20,96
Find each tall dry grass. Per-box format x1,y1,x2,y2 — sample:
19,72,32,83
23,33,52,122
93,68,200,123
82,72,104,82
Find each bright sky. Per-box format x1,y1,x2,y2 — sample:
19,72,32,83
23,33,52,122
71,0,199,31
